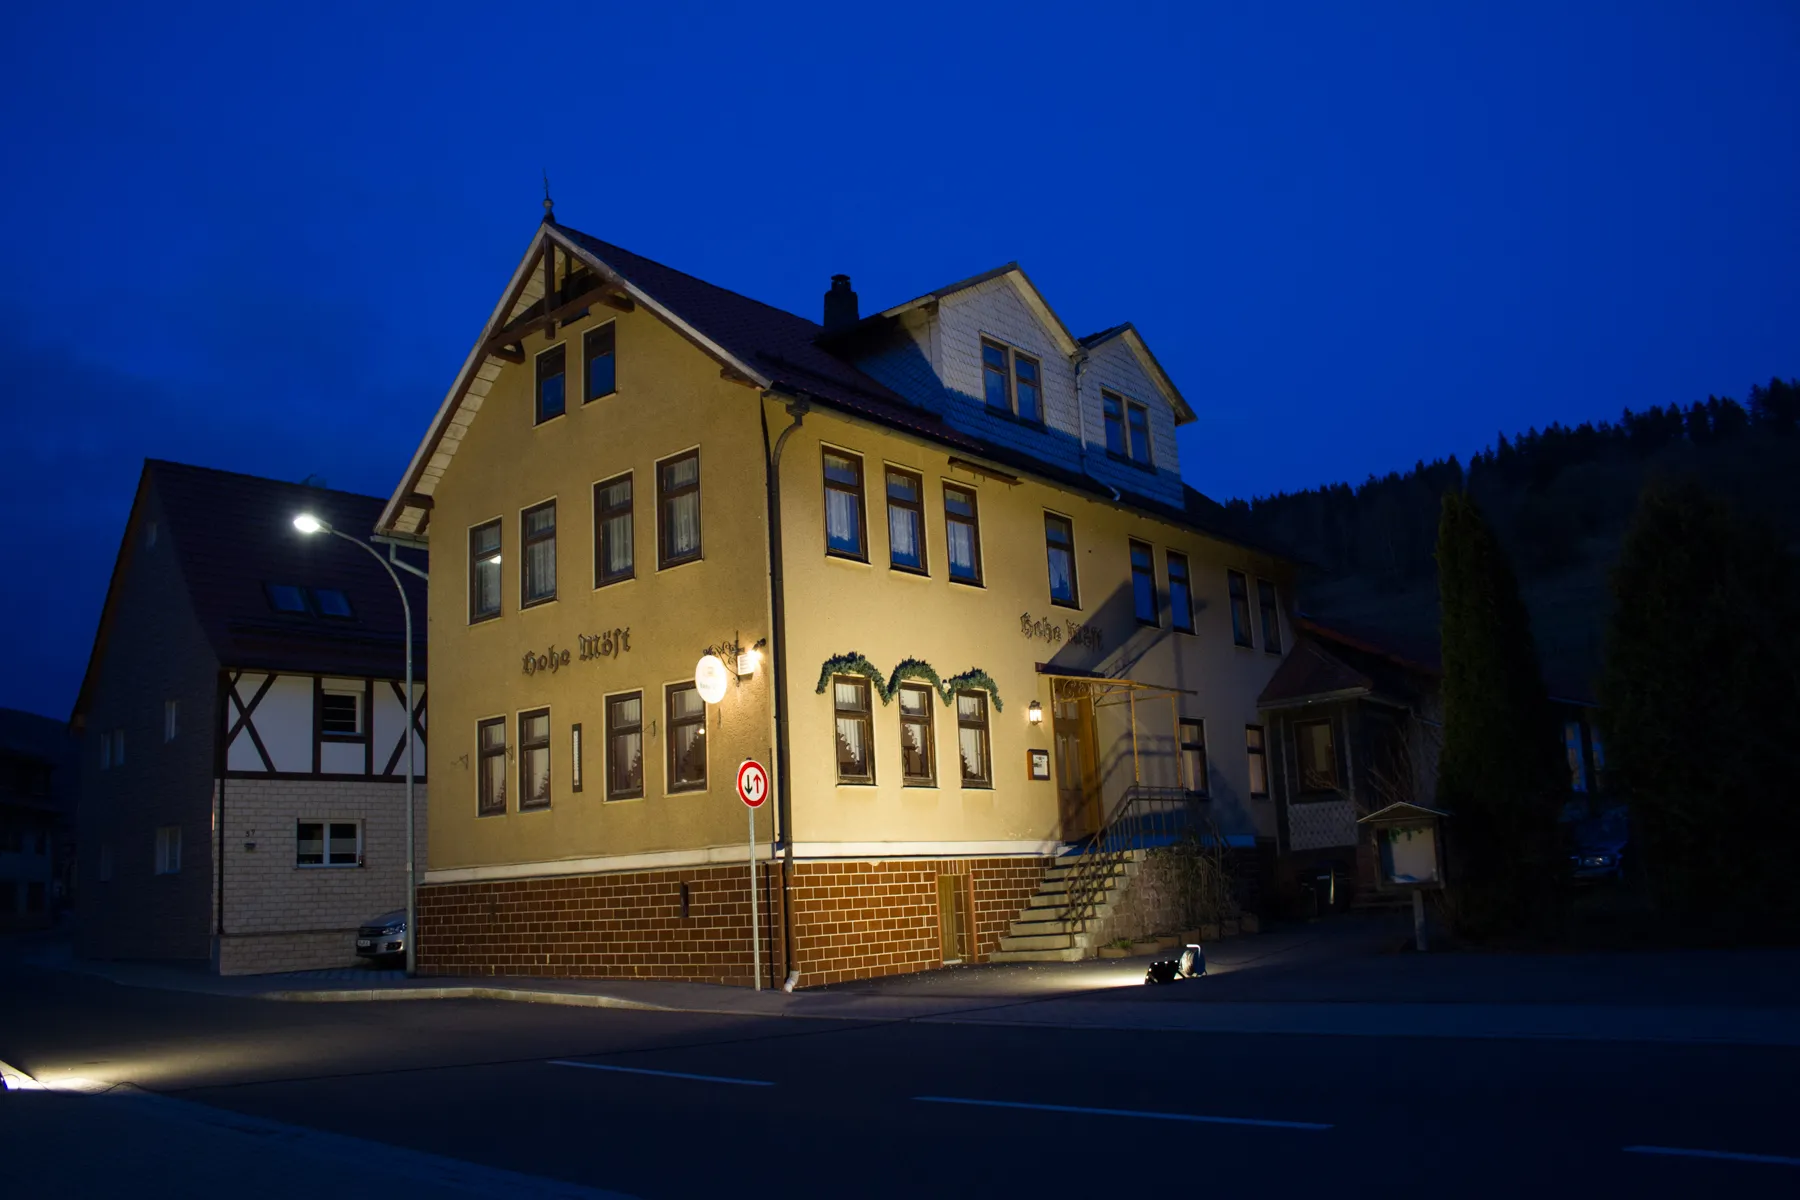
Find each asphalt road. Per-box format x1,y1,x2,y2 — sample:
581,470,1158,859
4,964,1798,1198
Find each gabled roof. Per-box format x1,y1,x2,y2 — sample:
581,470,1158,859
1078,321,1196,424
378,223,983,536
377,219,1259,561
1257,639,1377,708
73,462,426,722
872,262,1082,357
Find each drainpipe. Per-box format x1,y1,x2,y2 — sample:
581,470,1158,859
1070,350,1122,503
761,391,807,992
1071,350,1092,477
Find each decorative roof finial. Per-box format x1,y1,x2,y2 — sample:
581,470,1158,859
542,170,554,224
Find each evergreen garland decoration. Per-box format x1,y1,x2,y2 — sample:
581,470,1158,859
942,668,1004,712
813,655,1002,711
814,652,893,704
886,657,944,701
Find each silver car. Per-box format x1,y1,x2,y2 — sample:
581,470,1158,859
354,909,406,962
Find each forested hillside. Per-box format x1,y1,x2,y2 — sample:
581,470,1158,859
1229,379,1800,694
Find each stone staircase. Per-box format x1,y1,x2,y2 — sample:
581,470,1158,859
988,852,1143,963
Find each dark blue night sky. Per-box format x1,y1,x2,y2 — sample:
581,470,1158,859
3,1,1795,718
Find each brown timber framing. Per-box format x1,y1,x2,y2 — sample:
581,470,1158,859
377,224,771,537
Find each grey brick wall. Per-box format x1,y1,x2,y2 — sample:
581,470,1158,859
76,484,221,962
216,776,428,974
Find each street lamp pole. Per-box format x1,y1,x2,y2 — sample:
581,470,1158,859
294,515,423,977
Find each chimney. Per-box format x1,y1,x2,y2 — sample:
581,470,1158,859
822,274,859,332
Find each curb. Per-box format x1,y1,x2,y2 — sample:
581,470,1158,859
255,985,673,1011
1,1058,42,1091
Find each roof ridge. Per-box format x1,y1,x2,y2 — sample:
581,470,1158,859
146,458,387,503
553,222,826,332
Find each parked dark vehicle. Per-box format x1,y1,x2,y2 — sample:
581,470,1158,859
1569,804,1629,883
355,909,406,962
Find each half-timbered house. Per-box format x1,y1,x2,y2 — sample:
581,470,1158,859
72,461,427,974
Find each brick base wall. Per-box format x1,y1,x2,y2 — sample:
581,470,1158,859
417,855,1052,988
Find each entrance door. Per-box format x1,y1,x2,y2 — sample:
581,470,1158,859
1052,690,1102,839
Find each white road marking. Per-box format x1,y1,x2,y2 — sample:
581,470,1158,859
1624,1145,1800,1167
548,1059,774,1087
913,1095,1331,1130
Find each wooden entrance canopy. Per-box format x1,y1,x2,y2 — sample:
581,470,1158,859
1035,665,1194,787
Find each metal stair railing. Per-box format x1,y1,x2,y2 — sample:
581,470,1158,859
1056,785,1207,934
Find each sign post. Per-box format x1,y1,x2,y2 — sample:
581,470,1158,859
736,760,769,991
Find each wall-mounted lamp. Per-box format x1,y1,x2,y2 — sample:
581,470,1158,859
736,647,762,677
1028,700,1044,725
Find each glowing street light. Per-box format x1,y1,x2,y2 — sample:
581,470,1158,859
293,510,423,978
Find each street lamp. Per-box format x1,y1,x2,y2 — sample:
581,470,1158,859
294,513,423,977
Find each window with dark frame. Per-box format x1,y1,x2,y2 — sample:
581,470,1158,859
535,344,566,424
898,683,936,785
593,474,633,587
1045,513,1079,607
886,468,926,573
666,684,706,792
981,339,1012,410
1168,551,1194,633
296,820,360,867
1258,579,1283,653
606,692,643,800
1014,352,1042,423
833,676,874,784
521,501,557,606
981,339,1043,423
320,691,361,736
469,520,501,621
1296,718,1338,792
956,691,992,786
658,451,702,568
518,708,551,810
1228,570,1253,647
1130,539,1158,625
823,449,867,560
1246,724,1269,798
944,484,982,584
1126,401,1152,465
583,323,616,402
1180,719,1208,795
1102,391,1127,456
477,717,507,815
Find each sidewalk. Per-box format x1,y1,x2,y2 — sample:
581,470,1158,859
12,917,1800,1045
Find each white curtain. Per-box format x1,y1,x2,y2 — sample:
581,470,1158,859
525,506,556,600
599,479,632,575
889,505,918,564
1048,549,1073,598
947,522,976,576
826,489,860,551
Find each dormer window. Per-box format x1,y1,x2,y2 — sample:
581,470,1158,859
1102,391,1153,466
1127,403,1152,464
263,584,353,618
265,584,308,613
980,339,1043,424
310,588,353,618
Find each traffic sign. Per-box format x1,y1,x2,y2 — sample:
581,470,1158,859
737,760,769,808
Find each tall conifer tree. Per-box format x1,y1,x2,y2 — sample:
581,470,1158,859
1435,492,1566,937
1600,478,1800,932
